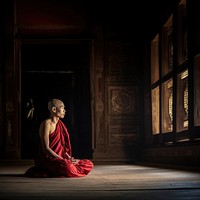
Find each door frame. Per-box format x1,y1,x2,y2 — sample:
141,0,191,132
16,38,94,159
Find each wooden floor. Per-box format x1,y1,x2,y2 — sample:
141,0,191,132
0,162,200,200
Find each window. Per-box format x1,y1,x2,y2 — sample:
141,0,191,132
176,69,188,133
161,79,173,133
161,15,173,76
151,86,160,135
150,0,193,145
177,0,188,65
151,34,159,84
193,54,200,140
151,34,160,136
194,54,200,127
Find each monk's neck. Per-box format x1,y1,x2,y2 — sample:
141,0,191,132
50,115,59,124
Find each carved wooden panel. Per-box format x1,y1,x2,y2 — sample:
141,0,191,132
108,86,137,115
108,123,138,147
108,42,135,75
106,40,139,83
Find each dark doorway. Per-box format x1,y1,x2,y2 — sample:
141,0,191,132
21,42,92,159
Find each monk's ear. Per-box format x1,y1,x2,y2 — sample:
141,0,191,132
52,107,57,113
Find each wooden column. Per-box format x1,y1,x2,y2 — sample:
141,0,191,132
2,0,20,159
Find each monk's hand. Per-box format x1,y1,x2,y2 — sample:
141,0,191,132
70,157,80,165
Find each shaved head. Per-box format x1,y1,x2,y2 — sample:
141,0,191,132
48,99,64,112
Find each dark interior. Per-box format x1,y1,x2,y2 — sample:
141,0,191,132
0,0,200,168
21,43,92,159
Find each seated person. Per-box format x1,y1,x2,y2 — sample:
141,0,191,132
25,98,93,178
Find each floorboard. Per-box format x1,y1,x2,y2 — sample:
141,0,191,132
0,163,200,199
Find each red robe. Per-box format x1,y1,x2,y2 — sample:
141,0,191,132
25,120,93,178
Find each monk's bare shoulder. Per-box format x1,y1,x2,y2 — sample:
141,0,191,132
40,119,51,128
39,119,52,137
44,119,52,126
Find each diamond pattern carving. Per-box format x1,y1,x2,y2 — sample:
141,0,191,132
108,86,137,114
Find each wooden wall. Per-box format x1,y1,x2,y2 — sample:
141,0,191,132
0,0,144,161
1,0,199,167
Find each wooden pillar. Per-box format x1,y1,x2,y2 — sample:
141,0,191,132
92,25,106,159
2,0,20,159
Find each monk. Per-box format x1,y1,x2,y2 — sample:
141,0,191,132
24,98,94,178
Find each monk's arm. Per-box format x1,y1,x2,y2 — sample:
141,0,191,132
40,121,63,159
